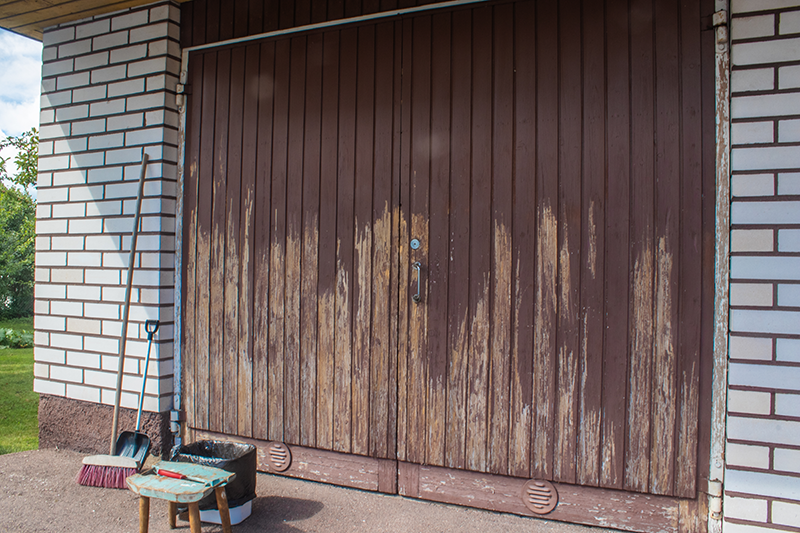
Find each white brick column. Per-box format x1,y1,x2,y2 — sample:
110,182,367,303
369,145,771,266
725,1,800,531
34,1,180,433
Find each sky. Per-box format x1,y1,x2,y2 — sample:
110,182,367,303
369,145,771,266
0,28,42,184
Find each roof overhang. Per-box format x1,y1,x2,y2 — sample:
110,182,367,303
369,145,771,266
0,0,190,41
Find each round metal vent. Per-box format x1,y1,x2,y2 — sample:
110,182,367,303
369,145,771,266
521,479,558,515
266,442,292,472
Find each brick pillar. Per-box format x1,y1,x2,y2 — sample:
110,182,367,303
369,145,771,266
724,2,800,531
34,0,180,455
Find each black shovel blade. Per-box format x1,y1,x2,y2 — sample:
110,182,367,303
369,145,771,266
114,431,151,468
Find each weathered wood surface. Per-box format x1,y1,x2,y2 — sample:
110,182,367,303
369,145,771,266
188,429,706,532
184,22,401,461
398,462,690,533
182,0,714,505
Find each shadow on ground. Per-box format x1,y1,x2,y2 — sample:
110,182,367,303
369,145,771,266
172,496,324,532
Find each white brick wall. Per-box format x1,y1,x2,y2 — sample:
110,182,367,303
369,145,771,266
34,0,180,413
726,2,800,532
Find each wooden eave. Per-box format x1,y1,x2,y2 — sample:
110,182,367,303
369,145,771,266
0,0,191,41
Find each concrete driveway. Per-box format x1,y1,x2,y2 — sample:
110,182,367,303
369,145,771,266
0,448,616,533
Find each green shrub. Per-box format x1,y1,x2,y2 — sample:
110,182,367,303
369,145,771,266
0,328,33,349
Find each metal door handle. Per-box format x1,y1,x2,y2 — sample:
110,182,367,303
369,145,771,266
412,262,421,303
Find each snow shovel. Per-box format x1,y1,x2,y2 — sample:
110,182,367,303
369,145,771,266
113,319,160,467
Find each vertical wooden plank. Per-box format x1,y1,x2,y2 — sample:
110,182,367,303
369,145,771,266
352,24,375,457
181,0,194,49
268,38,291,442
601,0,630,491
233,0,248,38
284,36,307,446
311,0,328,23
247,0,263,37
396,19,413,463
316,30,340,451
388,18,403,463
577,0,606,488
697,2,717,509
625,0,656,493
532,0,559,481
345,0,361,18
445,9,471,471
279,0,295,29
675,0,703,499
488,2,514,477
370,20,396,460
334,27,358,454
363,0,380,14
300,32,323,448
327,0,345,20
295,0,312,26
209,49,231,434
192,0,207,48
553,0,582,486
426,11,451,468
406,14,431,466
649,0,681,497
252,41,275,441
509,0,536,479
223,47,245,436
194,51,216,433
466,5,492,474
219,0,234,41
183,52,204,431
238,43,260,438
264,0,280,32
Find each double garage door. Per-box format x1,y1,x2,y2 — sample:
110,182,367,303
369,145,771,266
182,0,714,529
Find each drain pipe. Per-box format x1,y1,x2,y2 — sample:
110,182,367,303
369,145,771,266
709,1,731,530
171,49,190,452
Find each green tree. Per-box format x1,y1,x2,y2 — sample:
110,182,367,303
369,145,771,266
0,128,37,319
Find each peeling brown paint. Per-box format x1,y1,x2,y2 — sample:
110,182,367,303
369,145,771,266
333,241,352,453
489,220,512,474
466,274,490,472
353,219,373,456
588,200,597,279
626,240,654,492
651,235,676,495
533,204,558,478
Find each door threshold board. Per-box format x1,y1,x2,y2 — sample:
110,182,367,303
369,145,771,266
189,429,704,533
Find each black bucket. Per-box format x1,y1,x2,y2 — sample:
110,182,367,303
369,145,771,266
170,440,257,511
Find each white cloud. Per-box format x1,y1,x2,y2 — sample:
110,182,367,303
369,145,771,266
0,29,42,138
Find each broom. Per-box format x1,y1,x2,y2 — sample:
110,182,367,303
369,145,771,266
77,153,149,488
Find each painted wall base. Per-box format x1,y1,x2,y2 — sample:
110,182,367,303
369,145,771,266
38,394,171,456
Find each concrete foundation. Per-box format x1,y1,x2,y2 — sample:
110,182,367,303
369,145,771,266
38,394,171,457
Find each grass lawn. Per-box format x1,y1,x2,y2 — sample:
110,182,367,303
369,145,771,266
0,316,38,455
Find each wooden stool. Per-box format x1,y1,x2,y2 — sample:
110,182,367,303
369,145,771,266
126,460,236,533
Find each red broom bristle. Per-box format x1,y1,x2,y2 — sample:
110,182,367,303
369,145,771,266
77,464,137,489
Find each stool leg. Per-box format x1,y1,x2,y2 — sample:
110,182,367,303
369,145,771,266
215,487,232,533
139,496,150,533
188,502,202,533
168,501,177,529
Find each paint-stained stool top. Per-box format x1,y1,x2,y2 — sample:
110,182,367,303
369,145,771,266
126,460,235,503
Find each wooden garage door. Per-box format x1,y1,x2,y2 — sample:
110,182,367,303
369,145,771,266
397,0,709,499
182,22,401,459
182,0,712,501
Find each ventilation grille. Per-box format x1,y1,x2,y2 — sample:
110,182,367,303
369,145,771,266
521,479,558,515
266,442,292,472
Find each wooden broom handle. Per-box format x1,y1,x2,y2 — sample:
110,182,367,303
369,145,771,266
110,153,149,454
